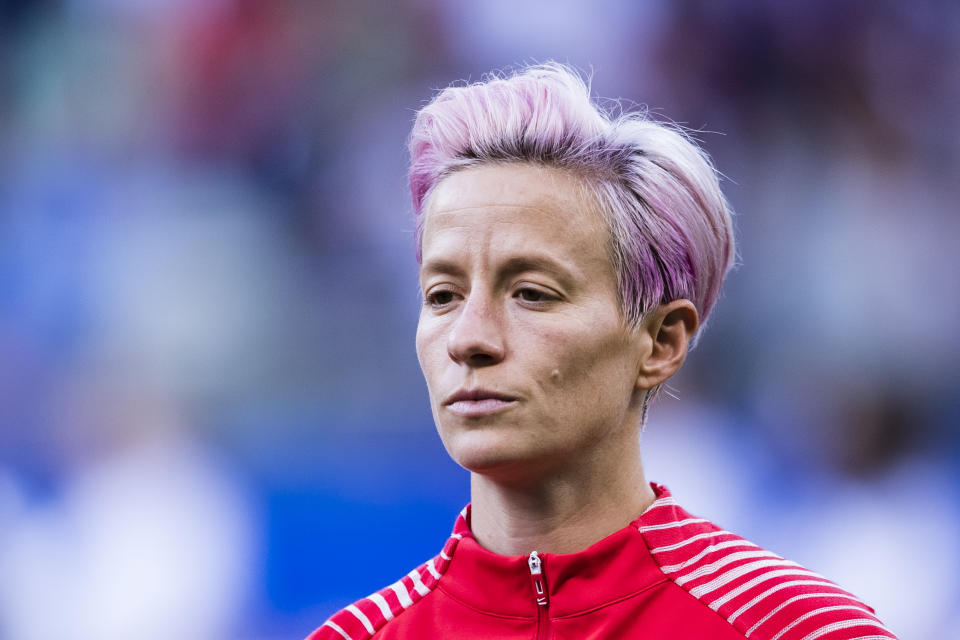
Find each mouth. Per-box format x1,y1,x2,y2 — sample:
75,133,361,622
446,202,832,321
443,388,518,417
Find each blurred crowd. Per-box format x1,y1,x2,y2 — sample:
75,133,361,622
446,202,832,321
0,1,957,638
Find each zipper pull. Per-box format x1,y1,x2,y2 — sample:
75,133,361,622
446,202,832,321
528,550,542,576
528,551,548,606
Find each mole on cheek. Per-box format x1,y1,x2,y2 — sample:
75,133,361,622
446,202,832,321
549,369,561,384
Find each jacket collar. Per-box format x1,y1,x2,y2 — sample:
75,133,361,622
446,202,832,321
440,483,675,618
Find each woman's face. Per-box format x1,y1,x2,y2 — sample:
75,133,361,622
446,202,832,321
416,163,649,482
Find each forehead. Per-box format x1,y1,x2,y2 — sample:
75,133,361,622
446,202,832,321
426,162,589,214
421,163,611,268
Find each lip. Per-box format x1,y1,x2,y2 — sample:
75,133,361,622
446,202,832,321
443,388,518,417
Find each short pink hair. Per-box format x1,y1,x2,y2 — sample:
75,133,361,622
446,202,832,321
408,63,736,335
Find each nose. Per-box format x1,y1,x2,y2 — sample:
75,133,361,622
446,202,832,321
446,292,505,367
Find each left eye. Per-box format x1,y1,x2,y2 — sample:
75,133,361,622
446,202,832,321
516,288,549,302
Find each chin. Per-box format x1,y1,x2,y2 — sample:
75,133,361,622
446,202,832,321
441,428,557,480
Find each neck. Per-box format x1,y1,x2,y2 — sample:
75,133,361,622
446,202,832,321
468,435,655,556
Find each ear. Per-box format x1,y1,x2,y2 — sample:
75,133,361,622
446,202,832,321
635,299,699,390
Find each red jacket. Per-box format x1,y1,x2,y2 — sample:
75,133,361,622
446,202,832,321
308,484,895,639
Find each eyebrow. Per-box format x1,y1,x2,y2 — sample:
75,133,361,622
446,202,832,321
419,259,467,287
420,255,578,289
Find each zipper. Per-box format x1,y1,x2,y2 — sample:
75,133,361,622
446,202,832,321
528,551,551,639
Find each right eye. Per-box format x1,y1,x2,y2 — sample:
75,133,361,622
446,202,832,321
425,290,456,307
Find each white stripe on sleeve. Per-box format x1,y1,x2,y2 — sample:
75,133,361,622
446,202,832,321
660,539,760,573
638,517,709,533
650,530,738,554
691,559,801,598
800,619,893,640
727,580,851,624
390,579,414,608
709,569,832,611
322,620,353,640
771,606,881,640
675,550,782,586
745,592,869,637
345,604,375,635
368,592,394,621
642,496,678,512
408,568,430,596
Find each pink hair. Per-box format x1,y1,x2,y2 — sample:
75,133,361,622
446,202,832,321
408,63,736,335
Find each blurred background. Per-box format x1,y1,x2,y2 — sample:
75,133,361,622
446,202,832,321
0,0,957,638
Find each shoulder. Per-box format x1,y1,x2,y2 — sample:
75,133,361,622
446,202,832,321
305,535,461,640
637,490,897,640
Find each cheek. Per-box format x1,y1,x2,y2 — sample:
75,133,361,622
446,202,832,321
415,318,445,390
530,333,593,402
544,321,604,371
414,322,427,368
539,324,634,398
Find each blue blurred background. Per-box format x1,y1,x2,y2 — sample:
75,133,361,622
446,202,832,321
0,1,958,638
